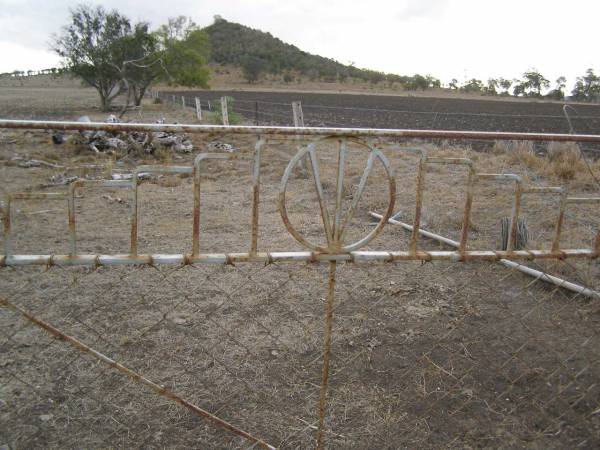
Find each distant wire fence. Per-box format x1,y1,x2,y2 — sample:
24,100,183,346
152,90,600,155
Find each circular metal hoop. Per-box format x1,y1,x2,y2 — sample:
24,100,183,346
278,137,396,253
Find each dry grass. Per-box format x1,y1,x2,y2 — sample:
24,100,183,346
546,141,583,180
494,139,600,186
153,147,173,163
153,175,182,188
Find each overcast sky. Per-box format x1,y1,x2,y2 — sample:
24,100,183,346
0,0,597,88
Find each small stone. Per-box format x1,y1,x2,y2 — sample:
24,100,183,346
40,414,53,422
172,317,187,325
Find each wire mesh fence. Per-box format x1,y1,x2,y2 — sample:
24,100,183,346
2,257,599,448
1,120,600,448
158,90,600,141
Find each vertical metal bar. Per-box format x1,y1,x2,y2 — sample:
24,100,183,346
506,179,523,252
308,148,334,247
220,96,229,126
3,196,11,257
552,188,568,253
410,155,426,254
250,137,265,256
254,101,259,126
181,96,186,108
595,230,600,257
333,139,347,246
458,164,475,255
68,184,76,256
130,173,138,256
192,162,201,257
317,260,337,450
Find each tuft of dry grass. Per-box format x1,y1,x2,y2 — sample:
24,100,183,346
498,140,600,184
154,147,172,163
154,175,182,188
545,142,582,180
502,141,542,170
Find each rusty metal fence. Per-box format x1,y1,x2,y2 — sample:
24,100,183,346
1,120,600,449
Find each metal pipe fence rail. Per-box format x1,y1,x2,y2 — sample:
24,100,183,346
1,119,600,449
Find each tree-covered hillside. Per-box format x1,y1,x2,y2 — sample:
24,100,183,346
203,16,422,87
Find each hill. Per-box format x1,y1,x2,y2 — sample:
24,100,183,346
203,17,438,89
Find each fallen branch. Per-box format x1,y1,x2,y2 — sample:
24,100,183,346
13,157,64,169
369,211,600,299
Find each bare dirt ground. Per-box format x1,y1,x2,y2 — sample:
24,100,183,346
1,87,600,449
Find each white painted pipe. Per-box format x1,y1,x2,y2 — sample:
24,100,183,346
370,211,600,299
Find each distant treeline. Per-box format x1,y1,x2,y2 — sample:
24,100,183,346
0,68,67,78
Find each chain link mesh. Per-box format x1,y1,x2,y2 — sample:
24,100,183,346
2,254,599,448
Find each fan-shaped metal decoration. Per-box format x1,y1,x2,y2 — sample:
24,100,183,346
278,137,396,253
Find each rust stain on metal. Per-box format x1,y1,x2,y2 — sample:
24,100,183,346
459,164,475,256
316,260,337,450
250,137,265,256
3,196,11,256
4,119,600,143
552,188,568,253
410,152,427,254
0,249,597,267
507,178,523,253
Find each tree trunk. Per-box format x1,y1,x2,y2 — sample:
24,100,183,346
118,80,132,118
99,92,111,112
134,86,146,106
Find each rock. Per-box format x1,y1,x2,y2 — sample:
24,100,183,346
208,141,236,153
52,131,65,144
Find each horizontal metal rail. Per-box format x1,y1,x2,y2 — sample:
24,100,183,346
370,212,600,299
0,249,596,267
4,119,600,142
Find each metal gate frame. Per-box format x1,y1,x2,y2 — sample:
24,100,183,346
1,119,599,449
